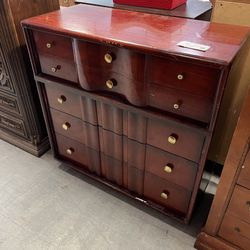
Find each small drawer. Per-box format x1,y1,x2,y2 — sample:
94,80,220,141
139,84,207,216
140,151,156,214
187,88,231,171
148,84,213,123
145,145,197,191
50,108,99,150
55,133,101,175
45,84,98,125
147,119,205,162
101,153,123,186
237,148,250,189
144,173,191,215
33,30,78,83
228,185,250,224
219,212,250,250
0,92,20,116
146,55,221,99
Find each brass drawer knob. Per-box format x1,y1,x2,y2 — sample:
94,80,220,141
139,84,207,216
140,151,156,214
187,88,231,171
104,53,113,64
177,74,184,80
62,122,71,130
51,65,61,73
160,192,169,200
168,135,177,145
46,43,52,49
106,79,116,89
164,165,173,173
66,148,74,155
57,95,66,104
174,103,180,110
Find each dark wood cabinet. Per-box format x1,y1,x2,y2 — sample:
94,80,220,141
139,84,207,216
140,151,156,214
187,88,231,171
0,0,59,156
22,5,249,222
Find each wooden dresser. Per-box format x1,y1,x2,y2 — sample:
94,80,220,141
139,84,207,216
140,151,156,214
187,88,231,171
195,66,250,249
0,0,59,156
22,5,249,222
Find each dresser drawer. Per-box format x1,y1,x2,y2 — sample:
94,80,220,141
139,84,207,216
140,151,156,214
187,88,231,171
146,56,220,99
147,119,205,162
0,92,20,116
33,30,78,83
144,173,191,215
75,40,146,106
238,147,250,189
219,212,250,250
145,145,197,191
45,84,97,124
228,185,250,224
50,108,99,150
56,133,101,175
148,84,213,123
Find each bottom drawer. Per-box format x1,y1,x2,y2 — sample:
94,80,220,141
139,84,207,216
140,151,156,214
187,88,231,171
143,173,191,215
55,133,101,175
219,212,250,249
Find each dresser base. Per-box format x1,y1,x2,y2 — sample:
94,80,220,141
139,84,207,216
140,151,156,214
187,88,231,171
0,129,50,157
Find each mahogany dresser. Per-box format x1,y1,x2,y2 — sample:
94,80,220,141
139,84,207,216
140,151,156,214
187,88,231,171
195,74,250,248
22,5,249,222
0,0,59,156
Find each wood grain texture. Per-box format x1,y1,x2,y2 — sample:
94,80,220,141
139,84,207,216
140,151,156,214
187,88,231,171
21,4,249,65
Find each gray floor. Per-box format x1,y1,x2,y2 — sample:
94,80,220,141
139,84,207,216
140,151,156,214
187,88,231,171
0,139,214,250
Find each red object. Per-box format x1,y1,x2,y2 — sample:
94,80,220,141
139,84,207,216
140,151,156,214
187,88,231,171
113,0,187,10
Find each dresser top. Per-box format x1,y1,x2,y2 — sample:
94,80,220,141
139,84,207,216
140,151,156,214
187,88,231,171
22,4,249,65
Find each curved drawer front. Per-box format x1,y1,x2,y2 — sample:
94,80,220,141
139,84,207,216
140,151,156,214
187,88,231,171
147,119,205,162
146,55,221,99
144,173,191,215
148,83,213,123
50,108,99,150
74,40,146,106
146,145,197,191
33,30,78,83
55,133,101,175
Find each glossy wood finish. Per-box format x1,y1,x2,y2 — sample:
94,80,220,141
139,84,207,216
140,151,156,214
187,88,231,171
21,5,249,65
237,149,250,189
22,4,248,223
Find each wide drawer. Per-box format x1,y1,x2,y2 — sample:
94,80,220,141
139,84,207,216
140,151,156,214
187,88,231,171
147,119,205,162
45,84,97,124
219,212,250,250
55,133,101,175
146,55,220,99
227,185,250,224
237,147,250,189
145,145,197,191
148,83,213,123
33,30,78,83
144,173,191,215
50,108,99,150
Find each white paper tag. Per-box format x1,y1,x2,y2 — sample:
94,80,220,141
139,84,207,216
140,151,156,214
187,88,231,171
177,41,210,52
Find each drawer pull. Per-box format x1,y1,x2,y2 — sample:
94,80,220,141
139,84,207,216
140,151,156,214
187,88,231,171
177,74,184,80
51,65,61,73
160,192,169,200
66,148,74,155
46,43,52,49
57,95,67,104
168,135,177,145
234,227,241,233
164,164,173,173
62,122,71,130
104,53,113,64
106,79,116,89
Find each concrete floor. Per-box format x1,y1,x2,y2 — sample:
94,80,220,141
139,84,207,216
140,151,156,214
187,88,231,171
0,139,213,250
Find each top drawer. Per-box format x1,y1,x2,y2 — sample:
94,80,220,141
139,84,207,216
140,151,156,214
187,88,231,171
33,30,78,83
146,55,221,99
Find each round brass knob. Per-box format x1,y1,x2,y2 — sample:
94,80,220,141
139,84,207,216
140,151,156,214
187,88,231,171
106,79,115,89
160,192,168,200
57,95,66,104
104,53,113,64
174,103,180,110
62,122,71,131
168,135,177,145
177,74,184,80
46,43,52,49
51,67,57,73
164,165,173,173
66,148,74,155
